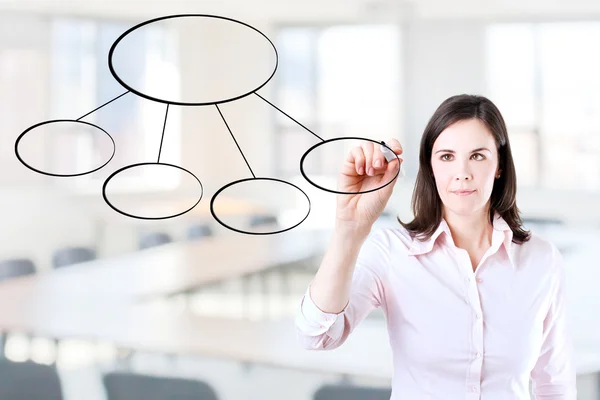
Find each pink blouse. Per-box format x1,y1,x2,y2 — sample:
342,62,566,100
295,213,576,399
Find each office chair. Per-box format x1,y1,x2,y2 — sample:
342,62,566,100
138,232,173,250
0,359,63,400
51,246,96,268
313,383,392,400
248,214,279,228
103,371,219,400
186,223,214,240
0,258,36,282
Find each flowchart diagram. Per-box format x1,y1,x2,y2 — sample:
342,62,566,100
14,14,401,235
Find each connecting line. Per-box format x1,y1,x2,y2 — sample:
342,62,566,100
157,104,169,163
76,90,130,121
215,104,256,179
253,92,324,142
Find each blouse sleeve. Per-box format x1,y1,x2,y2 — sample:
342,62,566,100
294,229,390,351
530,245,577,399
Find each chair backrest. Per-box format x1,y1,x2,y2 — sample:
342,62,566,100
187,224,214,240
0,258,36,282
379,209,393,219
52,246,96,269
0,360,63,400
138,232,173,250
248,214,278,227
522,217,564,227
313,384,392,400
103,372,219,400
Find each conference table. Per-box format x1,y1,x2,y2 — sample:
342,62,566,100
0,224,395,381
0,227,330,301
0,293,598,380
0,225,599,385
0,293,393,379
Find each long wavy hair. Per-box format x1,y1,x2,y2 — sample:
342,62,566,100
398,94,531,245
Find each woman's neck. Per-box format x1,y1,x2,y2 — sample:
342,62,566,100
443,208,493,251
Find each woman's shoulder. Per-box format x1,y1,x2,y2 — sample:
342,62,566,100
515,231,560,256
512,231,564,273
354,225,414,277
366,223,414,253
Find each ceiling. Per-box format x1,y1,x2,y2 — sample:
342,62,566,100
0,0,599,23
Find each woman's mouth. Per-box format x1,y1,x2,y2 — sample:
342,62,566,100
453,190,475,196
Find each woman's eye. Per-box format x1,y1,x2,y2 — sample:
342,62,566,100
440,153,485,161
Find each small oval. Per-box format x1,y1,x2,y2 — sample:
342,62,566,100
210,177,311,235
14,119,115,177
102,162,203,220
300,137,400,194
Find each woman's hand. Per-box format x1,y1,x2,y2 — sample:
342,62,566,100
335,138,403,231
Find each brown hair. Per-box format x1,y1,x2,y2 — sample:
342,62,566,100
398,94,531,245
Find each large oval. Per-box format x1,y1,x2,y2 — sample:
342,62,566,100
108,14,278,106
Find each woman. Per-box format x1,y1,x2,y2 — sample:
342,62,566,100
295,94,576,399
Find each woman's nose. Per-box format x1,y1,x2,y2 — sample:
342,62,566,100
454,164,473,180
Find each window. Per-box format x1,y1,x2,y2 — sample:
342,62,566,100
486,22,600,192
272,24,402,179
270,24,401,229
0,13,50,185
49,17,180,192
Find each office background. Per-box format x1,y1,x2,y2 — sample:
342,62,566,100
0,0,599,399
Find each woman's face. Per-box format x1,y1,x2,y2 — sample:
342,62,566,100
430,118,500,218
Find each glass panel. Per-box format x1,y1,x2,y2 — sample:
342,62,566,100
317,25,401,141
274,24,401,178
273,27,317,127
49,17,180,190
485,24,536,128
538,22,600,191
486,21,600,191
